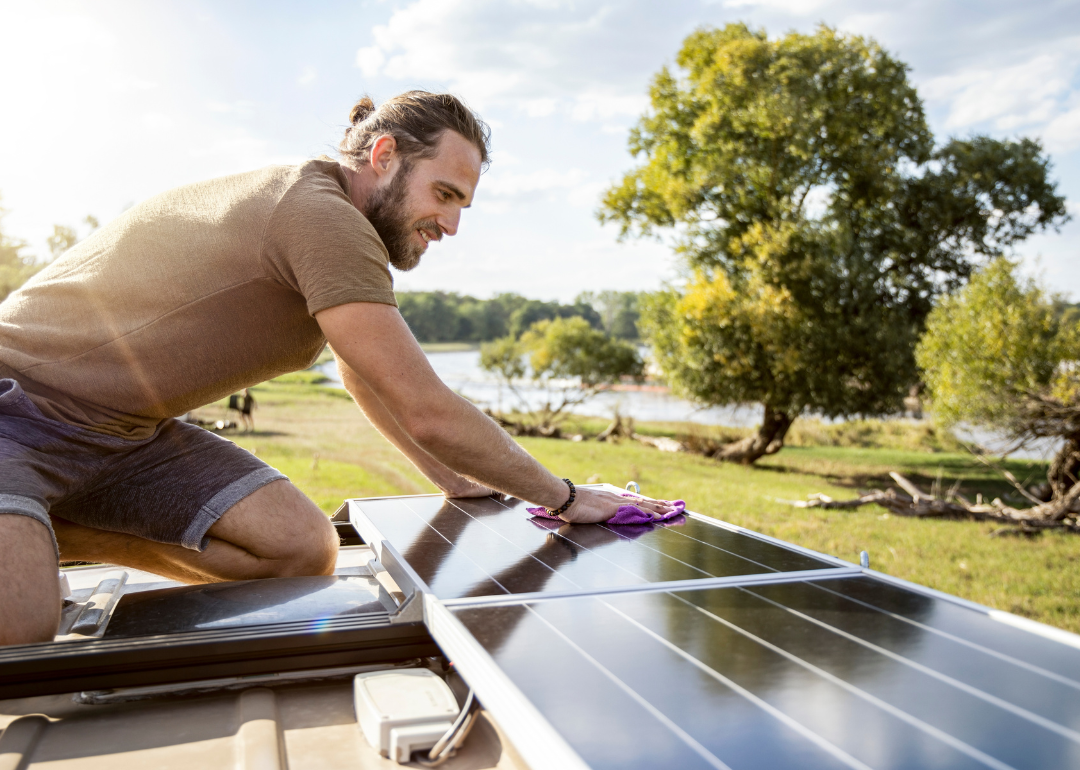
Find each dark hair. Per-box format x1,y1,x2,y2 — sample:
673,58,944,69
339,91,491,172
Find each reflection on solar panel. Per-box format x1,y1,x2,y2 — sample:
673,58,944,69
349,486,1080,770
350,491,845,600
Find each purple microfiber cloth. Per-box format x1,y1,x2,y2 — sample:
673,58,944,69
527,495,686,525
528,512,686,540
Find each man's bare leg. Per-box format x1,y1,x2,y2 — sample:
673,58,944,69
54,479,339,585
0,515,61,646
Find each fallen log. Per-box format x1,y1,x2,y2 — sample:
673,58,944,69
634,434,685,453
776,473,1080,533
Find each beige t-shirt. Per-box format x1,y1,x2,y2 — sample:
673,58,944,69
0,158,395,440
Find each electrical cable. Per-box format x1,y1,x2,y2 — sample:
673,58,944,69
417,690,477,767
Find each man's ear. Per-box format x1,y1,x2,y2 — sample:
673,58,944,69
369,134,398,177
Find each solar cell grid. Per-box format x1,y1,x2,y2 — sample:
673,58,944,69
349,491,838,601
754,578,1080,735
446,580,1080,770
348,490,1080,769
816,577,1080,685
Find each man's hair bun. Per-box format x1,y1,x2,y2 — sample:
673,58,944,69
349,96,376,125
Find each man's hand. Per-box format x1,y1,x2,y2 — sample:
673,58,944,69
556,487,676,524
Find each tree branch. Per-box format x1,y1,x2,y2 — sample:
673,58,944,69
779,472,1080,533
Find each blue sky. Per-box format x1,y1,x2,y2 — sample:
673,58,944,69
1,0,1078,301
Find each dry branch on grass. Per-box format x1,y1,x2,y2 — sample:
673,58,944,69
779,472,1080,534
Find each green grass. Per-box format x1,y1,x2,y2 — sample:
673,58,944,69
192,381,1080,634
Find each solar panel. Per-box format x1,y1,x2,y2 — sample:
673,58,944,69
440,578,1080,770
347,485,1080,770
103,575,386,638
347,490,846,601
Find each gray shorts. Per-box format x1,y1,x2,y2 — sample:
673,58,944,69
0,378,286,562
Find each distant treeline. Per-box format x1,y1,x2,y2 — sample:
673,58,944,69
397,290,642,343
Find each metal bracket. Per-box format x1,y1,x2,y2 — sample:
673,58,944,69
371,542,429,625
68,571,128,637
390,591,426,625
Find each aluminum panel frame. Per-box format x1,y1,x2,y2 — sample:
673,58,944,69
424,595,590,770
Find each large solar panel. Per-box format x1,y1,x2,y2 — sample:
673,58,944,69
347,486,1080,770
442,579,1080,770
348,490,845,601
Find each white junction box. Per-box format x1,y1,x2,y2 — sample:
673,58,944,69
353,668,460,763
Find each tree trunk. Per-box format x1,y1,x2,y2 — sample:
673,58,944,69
1049,432,1080,500
716,405,793,465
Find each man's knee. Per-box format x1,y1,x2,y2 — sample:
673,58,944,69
210,480,339,578
266,511,338,578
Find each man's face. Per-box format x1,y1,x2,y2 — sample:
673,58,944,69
363,131,482,271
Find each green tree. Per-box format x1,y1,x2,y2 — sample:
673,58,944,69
506,298,602,340
396,291,465,342
45,215,99,262
601,23,1067,463
917,258,1080,500
396,291,607,343
46,225,78,260
0,195,41,303
576,290,642,340
479,317,644,435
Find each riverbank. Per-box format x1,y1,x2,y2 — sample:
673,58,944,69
194,377,1078,633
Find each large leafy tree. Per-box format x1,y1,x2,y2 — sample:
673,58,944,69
480,317,643,435
917,258,1080,501
601,24,1068,463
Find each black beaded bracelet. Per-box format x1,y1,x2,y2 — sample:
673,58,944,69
547,478,576,517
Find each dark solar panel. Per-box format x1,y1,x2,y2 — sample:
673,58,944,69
446,578,1080,770
104,575,387,638
348,491,840,600
816,577,1080,686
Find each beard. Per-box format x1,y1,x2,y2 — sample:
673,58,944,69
363,165,435,272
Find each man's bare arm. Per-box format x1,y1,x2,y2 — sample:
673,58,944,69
315,302,673,523
335,354,492,498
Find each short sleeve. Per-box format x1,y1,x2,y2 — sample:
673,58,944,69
263,163,397,315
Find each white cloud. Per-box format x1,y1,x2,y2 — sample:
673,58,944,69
570,93,649,122
296,65,317,87
353,0,683,120
922,51,1072,129
722,0,832,12
141,112,174,130
521,99,558,118
489,149,521,166
918,36,1080,154
356,46,385,77
111,75,159,93
1043,104,1080,153
481,168,588,198
566,180,610,208
205,100,256,116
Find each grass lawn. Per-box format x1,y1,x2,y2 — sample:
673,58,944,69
196,378,1080,634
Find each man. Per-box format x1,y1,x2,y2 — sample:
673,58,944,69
0,91,673,646
239,388,256,432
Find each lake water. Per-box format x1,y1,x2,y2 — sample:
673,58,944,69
320,349,766,426
320,349,1060,461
